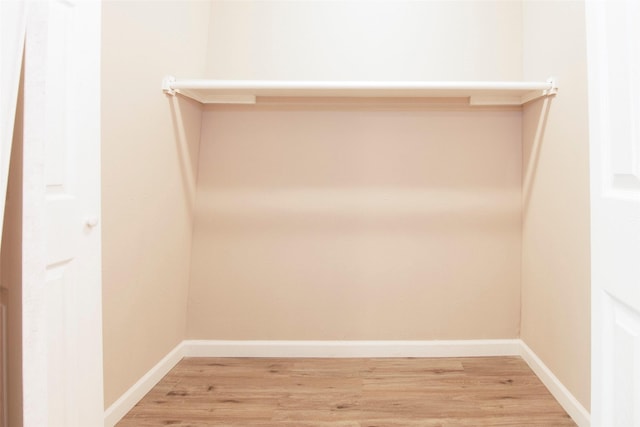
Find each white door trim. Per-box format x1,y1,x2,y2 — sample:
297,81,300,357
22,3,50,424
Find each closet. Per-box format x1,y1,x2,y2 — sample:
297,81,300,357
100,1,591,426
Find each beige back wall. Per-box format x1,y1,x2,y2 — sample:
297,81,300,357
187,103,522,340
190,0,526,341
521,0,591,410
205,0,522,81
101,1,209,408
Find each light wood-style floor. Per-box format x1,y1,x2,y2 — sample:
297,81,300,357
118,356,576,426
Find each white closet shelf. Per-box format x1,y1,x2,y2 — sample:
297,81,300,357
162,76,557,106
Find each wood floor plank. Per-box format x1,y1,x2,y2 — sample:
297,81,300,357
118,356,576,426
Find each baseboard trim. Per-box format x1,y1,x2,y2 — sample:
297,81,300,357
519,341,591,427
103,342,185,427
182,339,522,358
104,339,590,427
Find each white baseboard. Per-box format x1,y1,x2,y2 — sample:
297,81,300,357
519,341,591,427
103,342,186,427
104,339,590,427
182,339,522,358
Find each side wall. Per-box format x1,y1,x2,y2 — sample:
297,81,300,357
1,67,23,427
188,103,523,340
101,1,209,408
521,0,591,410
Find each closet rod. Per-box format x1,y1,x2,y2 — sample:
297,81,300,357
162,76,558,106
163,77,556,92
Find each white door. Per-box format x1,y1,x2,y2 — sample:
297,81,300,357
22,1,104,426
587,0,640,425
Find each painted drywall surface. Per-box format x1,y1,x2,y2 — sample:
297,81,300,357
187,103,522,340
205,0,522,81
521,1,591,410
101,1,209,408
1,69,23,427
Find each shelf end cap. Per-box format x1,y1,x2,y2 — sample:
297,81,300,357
545,76,558,96
162,75,176,96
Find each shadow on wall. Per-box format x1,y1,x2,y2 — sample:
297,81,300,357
194,187,521,234
192,101,525,235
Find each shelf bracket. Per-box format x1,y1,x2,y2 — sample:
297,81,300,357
519,77,558,105
544,76,558,97
162,75,176,96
